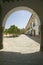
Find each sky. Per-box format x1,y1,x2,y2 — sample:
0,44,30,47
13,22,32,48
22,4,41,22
5,10,32,29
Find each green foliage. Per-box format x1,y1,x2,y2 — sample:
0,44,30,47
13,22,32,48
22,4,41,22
4,29,8,35
4,25,20,35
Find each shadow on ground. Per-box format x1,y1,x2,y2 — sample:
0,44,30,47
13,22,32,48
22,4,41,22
3,35,19,38
25,34,41,44
0,51,43,65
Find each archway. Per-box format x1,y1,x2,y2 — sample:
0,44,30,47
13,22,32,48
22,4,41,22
2,6,40,28
0,0,43,65
0,0,43,51
2,6,41,53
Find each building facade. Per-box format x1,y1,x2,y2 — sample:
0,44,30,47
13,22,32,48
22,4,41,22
25,13,40,37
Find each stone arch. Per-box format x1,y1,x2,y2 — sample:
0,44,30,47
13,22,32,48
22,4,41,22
2,6,40,28
2,6,41,50
0,0,43,51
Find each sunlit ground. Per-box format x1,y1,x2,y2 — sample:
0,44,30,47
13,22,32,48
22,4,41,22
1,34,40,54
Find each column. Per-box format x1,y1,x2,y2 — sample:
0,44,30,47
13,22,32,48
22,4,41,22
40,25,43,51
0,5,3,49
0,27,3,49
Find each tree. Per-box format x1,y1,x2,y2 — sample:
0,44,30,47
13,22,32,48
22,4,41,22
4,29,8,35
8,25,20,36
4,25,21,37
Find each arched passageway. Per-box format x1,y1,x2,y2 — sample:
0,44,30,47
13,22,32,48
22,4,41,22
2,7,40,53
0,0,43,51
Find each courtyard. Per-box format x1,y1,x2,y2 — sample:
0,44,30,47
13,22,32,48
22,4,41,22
0,34,43,65
2,34,40,53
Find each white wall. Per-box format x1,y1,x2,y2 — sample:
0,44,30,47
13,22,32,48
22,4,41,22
33,18,40,35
